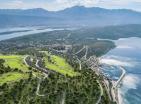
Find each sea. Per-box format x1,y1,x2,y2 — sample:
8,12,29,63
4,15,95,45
0,26,65,41
100,37,141,104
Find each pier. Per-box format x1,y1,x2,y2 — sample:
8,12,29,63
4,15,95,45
114,66,126,88
111,66,126,104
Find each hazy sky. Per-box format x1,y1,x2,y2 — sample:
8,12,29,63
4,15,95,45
0,0,141,11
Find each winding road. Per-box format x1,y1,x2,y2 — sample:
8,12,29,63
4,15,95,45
74,46,104,104
35,59,49,96
23,47,105,103
36,75,48,97
35,59,49,75
24,56,49,96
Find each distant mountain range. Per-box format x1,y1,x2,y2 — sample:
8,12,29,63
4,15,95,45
1,6,141,27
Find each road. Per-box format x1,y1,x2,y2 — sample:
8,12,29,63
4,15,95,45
74,46,104,104
24,55,49,75
76,57,82,70
36,77,45,96
60,91,66,104
23,55,29,67
35,59,49,96
35,59,49,75
96,80,104,104
82,45,88,60
24,47,104,103
63,33,71,41
24,56,49,96
74,46,85,55
36,75,48,97
103,79,112,101
74,45,89,70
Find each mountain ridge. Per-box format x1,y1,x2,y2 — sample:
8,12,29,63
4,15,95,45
1,6,141,27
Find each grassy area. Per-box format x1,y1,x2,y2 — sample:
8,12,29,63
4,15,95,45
44,54,79,77
0,55,28,71
0,72,28,85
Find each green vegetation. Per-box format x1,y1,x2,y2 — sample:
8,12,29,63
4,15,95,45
0,27,115,104
0,55,28,71
0,29,115,57
0,72,28,85
0,55,29,85
0,53,112,104
44,53,79,77
0,67,104,104
0,52,111,104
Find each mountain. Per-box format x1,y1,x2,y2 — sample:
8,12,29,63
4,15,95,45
0,8,51,17
1,6,141,27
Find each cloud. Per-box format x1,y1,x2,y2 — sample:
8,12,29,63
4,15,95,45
45,0,141,11
0,0,141,11
0,0,24,9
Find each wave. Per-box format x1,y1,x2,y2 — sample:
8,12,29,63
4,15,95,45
116,45,133,49
99,55,138,67
115,37,141,50
119,74,140,104
122,74,139,90
100,58,134,67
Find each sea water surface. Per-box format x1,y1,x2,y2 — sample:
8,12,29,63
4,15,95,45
0,27,65,41
100,37,141,104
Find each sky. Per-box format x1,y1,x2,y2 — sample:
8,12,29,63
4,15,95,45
0,0,141,11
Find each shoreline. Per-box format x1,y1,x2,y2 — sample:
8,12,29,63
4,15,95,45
108,66,126,104
115,66,126,104
101,66,126,104
118,88,122,104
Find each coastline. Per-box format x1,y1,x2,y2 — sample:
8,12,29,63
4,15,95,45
100,37,141,104
111,66,126,104
101,66,126,104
